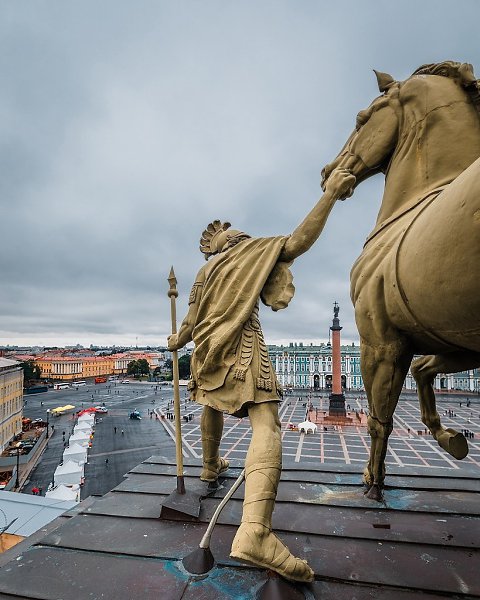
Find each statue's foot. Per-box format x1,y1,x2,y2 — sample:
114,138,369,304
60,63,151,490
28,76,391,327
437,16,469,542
436,428,468,460
365,483,383,502
200,457,229,482
362,472,373,489
230,523,314,583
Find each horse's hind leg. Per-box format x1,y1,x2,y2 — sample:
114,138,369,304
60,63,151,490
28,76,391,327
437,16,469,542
411,351,480,460
361,337,413,502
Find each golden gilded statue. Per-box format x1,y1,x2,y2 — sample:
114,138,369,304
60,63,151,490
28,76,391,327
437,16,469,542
168,168,354,582
322,61,480,501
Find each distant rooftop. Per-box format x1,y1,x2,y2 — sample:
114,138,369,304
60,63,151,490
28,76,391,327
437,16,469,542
0,490,76,538
0,358,20,370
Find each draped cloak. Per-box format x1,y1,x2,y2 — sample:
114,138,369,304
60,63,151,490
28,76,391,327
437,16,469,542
189,236,293,416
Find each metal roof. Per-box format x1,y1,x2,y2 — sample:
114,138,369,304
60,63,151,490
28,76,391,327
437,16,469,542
0,357,20,370
0,458,478,599
0,490,77,537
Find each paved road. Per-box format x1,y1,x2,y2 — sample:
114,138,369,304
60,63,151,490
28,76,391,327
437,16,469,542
181,390,480,471
21,382,480,499
22,380,184,498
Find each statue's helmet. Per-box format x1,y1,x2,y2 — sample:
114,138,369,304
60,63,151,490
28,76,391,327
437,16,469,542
199,220,250,259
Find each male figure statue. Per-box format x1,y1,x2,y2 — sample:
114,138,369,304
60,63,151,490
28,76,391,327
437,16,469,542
168,168,355,582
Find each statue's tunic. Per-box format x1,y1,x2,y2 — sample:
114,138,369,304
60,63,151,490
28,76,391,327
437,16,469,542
189,236,291,417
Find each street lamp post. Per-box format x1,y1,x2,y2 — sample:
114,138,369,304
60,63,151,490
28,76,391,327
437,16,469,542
46,410,50,439
15,448,20,490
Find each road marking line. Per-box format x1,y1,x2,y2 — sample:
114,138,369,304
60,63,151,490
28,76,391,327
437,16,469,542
338,432,351,464
386,445,404,467
403,439,430,466
418,437,460,468
153,409,199,458
223,426,251,459
295,432,305,463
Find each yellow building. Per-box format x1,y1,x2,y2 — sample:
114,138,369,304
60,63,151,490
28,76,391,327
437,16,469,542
28,351,165,382
35,356,53,379
36,356,82,381
82,356,114,379
0,358,23,453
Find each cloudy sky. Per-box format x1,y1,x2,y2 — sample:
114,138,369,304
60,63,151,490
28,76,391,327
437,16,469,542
1,1,479,348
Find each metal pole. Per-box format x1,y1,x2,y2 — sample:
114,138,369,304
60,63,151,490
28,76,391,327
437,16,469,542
15,448,20,489
168,266,185,494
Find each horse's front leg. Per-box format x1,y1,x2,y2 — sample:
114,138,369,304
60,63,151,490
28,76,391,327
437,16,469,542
361,338,412,501
412,351,480,459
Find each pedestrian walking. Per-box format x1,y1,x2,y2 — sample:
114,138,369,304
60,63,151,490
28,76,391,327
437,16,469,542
114,426,117,434
105,458,109,467
121,429,124,435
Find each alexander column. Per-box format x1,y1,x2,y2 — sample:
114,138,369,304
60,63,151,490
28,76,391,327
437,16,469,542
329,302,346,417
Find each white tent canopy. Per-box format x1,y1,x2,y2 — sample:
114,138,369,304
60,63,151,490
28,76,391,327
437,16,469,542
74,422,92,434
54,461,84,486
63,442,87,464
298,421,318,434
69,432,90,448
45,484,79,503
78,414,95,424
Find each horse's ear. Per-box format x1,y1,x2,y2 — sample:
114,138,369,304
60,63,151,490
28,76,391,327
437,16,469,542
373,69,395,93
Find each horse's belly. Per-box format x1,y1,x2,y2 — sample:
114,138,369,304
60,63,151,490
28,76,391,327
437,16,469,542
396,157,480,351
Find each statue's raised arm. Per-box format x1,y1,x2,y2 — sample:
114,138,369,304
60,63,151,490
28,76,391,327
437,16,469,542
280,168,355,262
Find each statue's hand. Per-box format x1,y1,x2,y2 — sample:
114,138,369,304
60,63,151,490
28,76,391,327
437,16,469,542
326,168,356,200
167,334,179,351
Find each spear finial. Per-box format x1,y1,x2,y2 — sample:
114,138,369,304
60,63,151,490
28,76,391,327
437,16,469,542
168,266,178,299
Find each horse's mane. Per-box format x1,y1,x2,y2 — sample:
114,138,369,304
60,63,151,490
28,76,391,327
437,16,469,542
411,61,480,117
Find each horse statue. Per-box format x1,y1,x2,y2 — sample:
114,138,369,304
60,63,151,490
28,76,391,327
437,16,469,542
321,61,480,501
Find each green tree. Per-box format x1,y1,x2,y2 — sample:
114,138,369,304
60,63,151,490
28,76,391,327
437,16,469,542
137,359,150,376
163,359,173,381
20,360,41,384
127,360,140,377
178,354,191,380
127,359,150,378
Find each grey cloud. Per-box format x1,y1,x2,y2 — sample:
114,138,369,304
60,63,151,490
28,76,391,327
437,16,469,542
1,1,479,346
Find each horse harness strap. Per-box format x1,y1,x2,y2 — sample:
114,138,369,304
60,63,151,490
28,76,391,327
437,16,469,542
364,186,446,248
392,189,468,352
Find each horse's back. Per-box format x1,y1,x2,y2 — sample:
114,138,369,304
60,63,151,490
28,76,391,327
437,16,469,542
395,157,480,351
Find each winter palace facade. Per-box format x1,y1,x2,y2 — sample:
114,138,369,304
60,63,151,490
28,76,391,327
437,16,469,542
268,342,480,393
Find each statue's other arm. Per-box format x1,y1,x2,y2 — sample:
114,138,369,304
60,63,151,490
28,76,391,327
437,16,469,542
167,268,205,351
280,168,355,262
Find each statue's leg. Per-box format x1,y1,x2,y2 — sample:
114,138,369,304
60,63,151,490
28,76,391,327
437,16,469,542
411,351,480,459
230,402,314,583
361,338,412,502
200,405,229,482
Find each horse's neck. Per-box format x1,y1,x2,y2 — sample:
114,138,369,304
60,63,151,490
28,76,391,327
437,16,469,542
376,75,480,226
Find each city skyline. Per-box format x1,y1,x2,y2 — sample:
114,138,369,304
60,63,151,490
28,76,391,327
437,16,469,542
1,2,479,347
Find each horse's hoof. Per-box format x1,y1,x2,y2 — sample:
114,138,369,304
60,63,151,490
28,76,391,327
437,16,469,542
438,428,468,460
365,484,383,502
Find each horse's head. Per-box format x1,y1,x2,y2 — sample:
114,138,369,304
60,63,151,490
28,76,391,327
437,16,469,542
321,70,401,197
322,62,480,207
